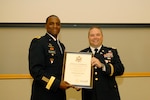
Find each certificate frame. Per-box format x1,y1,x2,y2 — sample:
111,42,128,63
62,52,93,89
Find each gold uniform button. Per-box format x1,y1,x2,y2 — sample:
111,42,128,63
95,72,98,75
95,78,98,81
94,66,97,69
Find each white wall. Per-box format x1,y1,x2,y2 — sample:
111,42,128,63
0,27,150,100
0,27,150,73
1,0,150,23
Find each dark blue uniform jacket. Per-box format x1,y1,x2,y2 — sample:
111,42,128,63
81,45,124,100
29,33,66,100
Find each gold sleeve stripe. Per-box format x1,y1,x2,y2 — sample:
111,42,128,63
46,76,55,90
42,76,49,83
109,63,114,76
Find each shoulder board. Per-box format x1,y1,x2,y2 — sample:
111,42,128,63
105,46,117,50
111,47,117,49
34,36,41,39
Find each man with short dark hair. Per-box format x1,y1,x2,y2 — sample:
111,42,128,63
29,15,72,100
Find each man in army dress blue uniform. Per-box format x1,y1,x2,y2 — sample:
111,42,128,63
81,26,125,100
29,15,72,100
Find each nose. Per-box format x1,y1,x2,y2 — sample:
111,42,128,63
53,23,57,27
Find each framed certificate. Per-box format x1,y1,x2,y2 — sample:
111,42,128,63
62,52,93,89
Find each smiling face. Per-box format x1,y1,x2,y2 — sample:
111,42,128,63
45,15,61,38
88,27,103,48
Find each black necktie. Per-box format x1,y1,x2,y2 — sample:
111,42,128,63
94,48,98,55
57,40,63,54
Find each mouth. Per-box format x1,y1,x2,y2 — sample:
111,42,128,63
93,39,99,43
53,29,58,32
53,29,57,31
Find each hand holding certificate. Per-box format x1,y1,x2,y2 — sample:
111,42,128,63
62,52,93,89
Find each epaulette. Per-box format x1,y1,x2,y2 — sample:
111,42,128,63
34,36,41,39
111,47,117,49
105,46,117,50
